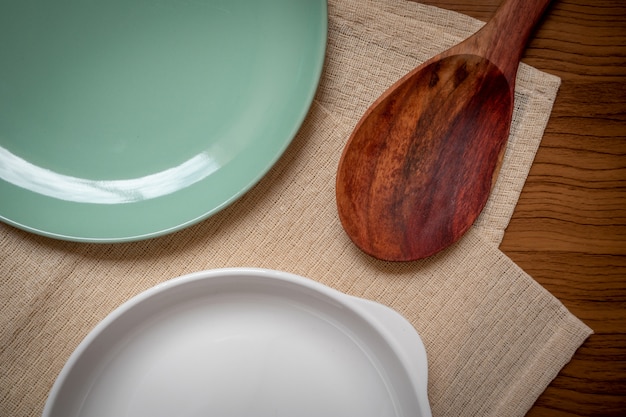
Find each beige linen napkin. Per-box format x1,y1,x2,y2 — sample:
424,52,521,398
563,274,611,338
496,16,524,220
0,1,592,416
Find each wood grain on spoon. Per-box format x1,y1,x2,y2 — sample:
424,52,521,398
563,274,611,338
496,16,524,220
336,0,552,261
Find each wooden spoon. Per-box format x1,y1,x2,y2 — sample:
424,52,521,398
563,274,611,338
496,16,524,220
336,0,552,261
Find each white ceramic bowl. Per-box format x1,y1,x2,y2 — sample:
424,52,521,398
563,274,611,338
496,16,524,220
42,268,431,417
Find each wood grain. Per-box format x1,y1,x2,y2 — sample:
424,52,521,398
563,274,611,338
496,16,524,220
337,0,551,261
337,55,513,260
418,0,626,415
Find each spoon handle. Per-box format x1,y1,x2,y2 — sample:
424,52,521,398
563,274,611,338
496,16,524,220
460,0,552,82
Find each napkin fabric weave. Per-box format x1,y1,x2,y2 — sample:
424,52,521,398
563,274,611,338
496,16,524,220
0,1,592,416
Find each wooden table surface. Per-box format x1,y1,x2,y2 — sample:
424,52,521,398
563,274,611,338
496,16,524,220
418,0,626,415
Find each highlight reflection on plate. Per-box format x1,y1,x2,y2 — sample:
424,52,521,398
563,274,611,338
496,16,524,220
0,0,327,241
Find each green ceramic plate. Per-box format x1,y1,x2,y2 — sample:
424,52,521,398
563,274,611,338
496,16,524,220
0,0,327,242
